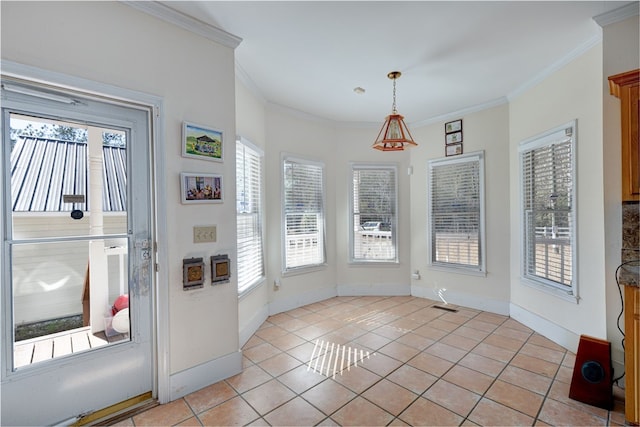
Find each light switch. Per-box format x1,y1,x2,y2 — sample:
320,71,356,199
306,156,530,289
193,225,216,243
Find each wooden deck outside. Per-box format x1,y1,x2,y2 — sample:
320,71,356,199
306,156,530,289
13,327,126,368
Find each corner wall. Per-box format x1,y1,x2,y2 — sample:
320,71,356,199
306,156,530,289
409,104,512,315
601,12,640,384
508,45,607,353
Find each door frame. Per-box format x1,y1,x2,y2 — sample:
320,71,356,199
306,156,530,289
0,60,171,405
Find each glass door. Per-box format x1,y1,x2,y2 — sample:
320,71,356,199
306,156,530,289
1,80,155,425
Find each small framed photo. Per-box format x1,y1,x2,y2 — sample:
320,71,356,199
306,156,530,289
446,143,463,157
183,257,205,290
445,119,462,134
181,173,223,204
211,254,230,285
182,121,223,162
446,131,463,144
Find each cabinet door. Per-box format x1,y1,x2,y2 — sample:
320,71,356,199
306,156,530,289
609,69,640,202
623,84,639,200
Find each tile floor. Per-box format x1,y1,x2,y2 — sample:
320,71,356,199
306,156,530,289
112,296,626,426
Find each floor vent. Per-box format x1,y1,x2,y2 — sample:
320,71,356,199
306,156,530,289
432,305,458,313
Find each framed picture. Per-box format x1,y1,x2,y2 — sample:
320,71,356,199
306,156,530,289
181,173,223,204
446,131,463,144
182,121,223,162
211,254,230,285
446,143,463,157
445,119,462,133
183,257,205,290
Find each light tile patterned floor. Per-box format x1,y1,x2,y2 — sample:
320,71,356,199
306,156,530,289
110,296,626,426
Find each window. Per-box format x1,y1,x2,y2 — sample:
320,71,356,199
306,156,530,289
520,121,576,296
236,138,264,294
428,151,485,273
282,156,325,272
350,164,397,262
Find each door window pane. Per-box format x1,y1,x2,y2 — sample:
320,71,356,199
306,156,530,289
8,113,130,369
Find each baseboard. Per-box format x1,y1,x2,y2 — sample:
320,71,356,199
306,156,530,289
509,303,580,353
411,285,510,316
268,286,337,316
169,350,242,401
338,283,411,296
239,304,269,348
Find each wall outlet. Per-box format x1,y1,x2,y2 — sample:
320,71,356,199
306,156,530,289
411,270,421,280
193,225,216,243
274,278,281,289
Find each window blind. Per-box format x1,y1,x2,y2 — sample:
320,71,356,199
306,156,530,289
351,165,397,262
521,126,574,289
283,157,325,270
236,140,264,293
428,153,484,271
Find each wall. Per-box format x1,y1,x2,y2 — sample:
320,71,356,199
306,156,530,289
263,108,338,313
1,1,240,400
601,12,640,384
409,104,512,314
508,45,607,352
235,79,270,345
334,126,411,296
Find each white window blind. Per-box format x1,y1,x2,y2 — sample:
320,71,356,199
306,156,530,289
350,164,397,262
428,152,485,272
283,156,325,271
520,122,576,293
236,139,264,294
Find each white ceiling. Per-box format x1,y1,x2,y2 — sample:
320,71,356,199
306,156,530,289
161,1,629,125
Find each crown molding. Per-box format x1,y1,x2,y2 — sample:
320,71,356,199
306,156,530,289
409,97,509,129
594,2,639,27
508,33,602,102
122,1,242,49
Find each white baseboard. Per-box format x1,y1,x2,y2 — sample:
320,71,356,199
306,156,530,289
169,350,242,400
239,304,269,348
268,287,337,316
509,303,580,353
411,286,510,316
337,283,411,296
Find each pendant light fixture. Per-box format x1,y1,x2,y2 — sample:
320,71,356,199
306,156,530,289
372,71,418,151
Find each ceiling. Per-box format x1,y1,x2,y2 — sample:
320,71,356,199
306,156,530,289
161,1,629,126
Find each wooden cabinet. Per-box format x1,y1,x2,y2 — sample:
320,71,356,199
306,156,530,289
609,69,639,202
624,285,639,425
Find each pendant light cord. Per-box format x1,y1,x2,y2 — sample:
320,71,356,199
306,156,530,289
391,78,397,114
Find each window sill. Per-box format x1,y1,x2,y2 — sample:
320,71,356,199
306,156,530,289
520,277,579,304
282,264,327,277
429,263,487,277
349,260,400,267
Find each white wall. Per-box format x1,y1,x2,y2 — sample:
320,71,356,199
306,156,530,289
601,13,640,384
334,126,412,296
409,104,512,314
263,108,339,313
235,80,270,345
508,45,607,351
1,1,240,396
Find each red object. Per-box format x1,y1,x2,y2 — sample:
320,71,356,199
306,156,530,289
569,335,613,410
112,294,129,315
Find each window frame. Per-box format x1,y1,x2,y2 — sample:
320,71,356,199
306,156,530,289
519,120,578,301
349,163,398,264
281,154,326,274
236,136,265,297
427,151,486,275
